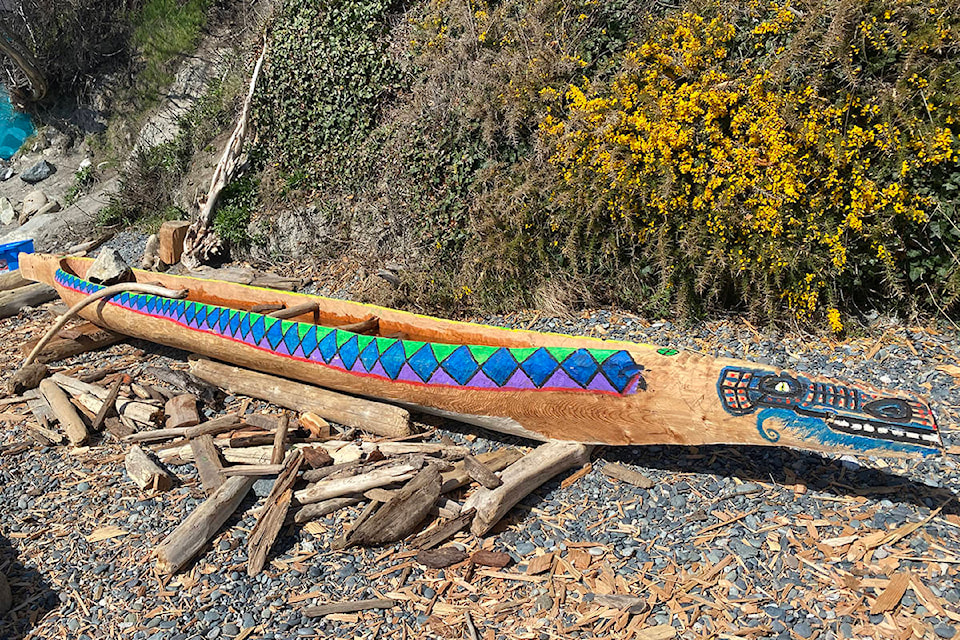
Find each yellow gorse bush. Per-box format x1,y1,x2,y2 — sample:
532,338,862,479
540,7,958,322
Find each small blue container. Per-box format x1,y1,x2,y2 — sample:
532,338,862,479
0,238,34,272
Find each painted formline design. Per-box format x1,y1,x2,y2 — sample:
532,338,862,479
57,269,646,396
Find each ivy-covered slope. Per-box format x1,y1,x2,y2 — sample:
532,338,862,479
247,0,960,330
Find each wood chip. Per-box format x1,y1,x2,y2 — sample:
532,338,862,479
86,526,128,542
870,571,911,615
525,552,554,575
416,547,468,569
600,463,654,489
471,550,511,568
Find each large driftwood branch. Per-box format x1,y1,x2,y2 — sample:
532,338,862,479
463,442,592,536
181,38,268,268
188,357,411,438
0,28,47,102
155,475,255,574
23,282,187,366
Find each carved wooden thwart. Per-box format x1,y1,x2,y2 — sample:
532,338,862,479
20,253,944,458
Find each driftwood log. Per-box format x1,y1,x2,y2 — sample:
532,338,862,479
165,394,200,429
0,283,56,319
338,465,442,548
126,414,239,444
464,442,592,536
247,450,303,575
125,445,173,491
0,270,29,291
155,475,256,574
190,434,224,494
38,379,89,445
295,461,420,505
189,358,411,437
293,496,363,524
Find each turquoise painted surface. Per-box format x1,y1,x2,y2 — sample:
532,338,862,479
0,86,32,160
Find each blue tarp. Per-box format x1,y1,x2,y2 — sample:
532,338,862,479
0,86,33,160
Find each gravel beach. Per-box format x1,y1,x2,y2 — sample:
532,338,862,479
0,248,958,640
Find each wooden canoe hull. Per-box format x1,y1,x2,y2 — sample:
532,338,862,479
20,254,943,457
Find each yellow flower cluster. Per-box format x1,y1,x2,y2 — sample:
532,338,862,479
541,9,958,324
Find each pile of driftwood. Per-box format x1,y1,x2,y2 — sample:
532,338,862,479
6,338,593,584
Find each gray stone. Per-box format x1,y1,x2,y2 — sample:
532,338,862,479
21,190,47,218
87,247,131,285
20,160,55,184
534,593,553,611
935,625,956,639
0,167,13,181
0,198,13,225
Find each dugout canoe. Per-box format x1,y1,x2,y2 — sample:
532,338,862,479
20,253,943,457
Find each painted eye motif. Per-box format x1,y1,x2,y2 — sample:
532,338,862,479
863,398,913,422
758,375,802,398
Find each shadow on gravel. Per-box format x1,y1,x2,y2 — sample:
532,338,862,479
0,532,58,640
605,445,960,516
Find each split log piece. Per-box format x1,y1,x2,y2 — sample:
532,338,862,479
303,599,396,618
125,445,173,491
104,417,134,439
51,374,162,425
463,442,592,536
267,301,319,321
189,357,411,438
440,448,522,493
38,379,88,446
299,412,330,439
221,464,285,477
7,362,48,395
76,392,160,427
339,464,442,548
410,507,476,550
0,283,57,319
190,434,224,494
155,475,256,574
242,413,278,430
300,446,333,469
293,496,363,524
25,390,54,425
90,378,121,432
165,394,200,429
600,463,655,489
26,422,63,445
126,414,240,443
226,434,275,448
295,461,421,505
247,450,304,575
271,413,289,465
462,454,503,489
157,220,190,265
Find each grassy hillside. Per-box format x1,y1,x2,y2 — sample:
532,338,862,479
248,0,959,329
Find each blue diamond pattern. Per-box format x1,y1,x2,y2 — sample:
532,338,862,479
359,340,380,372
283,325,300,354
379,341,406,379
339,335,360,368
519,347,559,388
318,330,338,363
300,326,318,357
195,304,207,327
407,345,440,382
229,311,241,336
206,307,220,329
250,316,266,344
184,302,197,324
599,350,640,393
441,346,479,385
560,349,599,388
481,348,519,387
240,313,251,339
265,319,283,349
